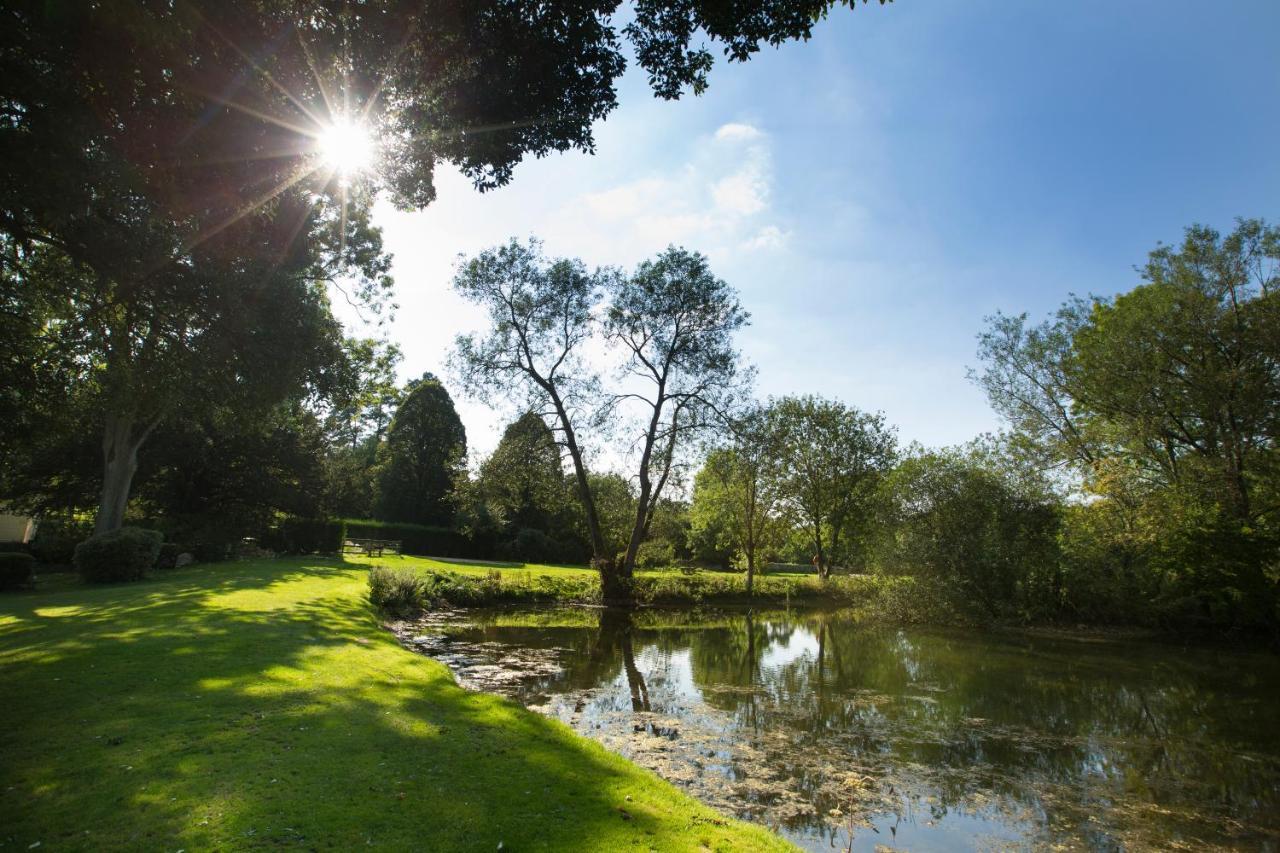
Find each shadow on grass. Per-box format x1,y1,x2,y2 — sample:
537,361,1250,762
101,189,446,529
0,558,777,851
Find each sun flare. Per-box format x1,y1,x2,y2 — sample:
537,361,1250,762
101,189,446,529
318,118,374,176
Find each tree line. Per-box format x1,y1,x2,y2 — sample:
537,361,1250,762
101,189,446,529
4,219,1276,629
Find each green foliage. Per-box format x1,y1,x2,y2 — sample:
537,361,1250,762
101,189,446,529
975,219,1280,633
635,538,675,569
367,565,426,616
74,527,163,583
690,412,786,577
413,569,601,608
374,375,467,526
460,413,586,562
343,519,472,559
500,527,573,564
877,444,1061,619
138,403,329,547
271,518,343,555
28,521,88,565
192,542,229,564
769,395,897,576
0,552,35,590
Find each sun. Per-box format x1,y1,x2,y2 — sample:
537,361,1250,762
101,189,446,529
317,118,375,176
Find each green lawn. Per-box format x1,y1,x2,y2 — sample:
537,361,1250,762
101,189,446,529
0,557,791,851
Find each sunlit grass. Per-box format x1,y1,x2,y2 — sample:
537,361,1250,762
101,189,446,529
0,557,790,851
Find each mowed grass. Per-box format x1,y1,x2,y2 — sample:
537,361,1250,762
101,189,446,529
0,557,791,852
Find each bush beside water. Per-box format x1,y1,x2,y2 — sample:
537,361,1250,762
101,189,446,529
365,564,962,622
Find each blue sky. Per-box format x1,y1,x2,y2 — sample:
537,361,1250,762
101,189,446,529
343,0,1280,459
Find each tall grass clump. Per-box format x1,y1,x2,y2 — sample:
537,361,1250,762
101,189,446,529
367,564,426,615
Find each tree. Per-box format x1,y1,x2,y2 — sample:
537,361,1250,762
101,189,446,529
4,1,888,532
878,442,1061,618
1,4,388,532
451,240,615,577
769,395,896,579
138,403,329,548
690,408,783,594
975,219,1280,630
463,412,586,560
321,339,403,518
374,375,466,526
0,237,357,532
452,242,749,601
607,247,750,583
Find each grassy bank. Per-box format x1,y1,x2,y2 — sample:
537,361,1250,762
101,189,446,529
0,557,790,851
354,554,956,618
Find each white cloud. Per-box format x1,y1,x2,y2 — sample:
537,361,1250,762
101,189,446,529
713,169,769,216
741,224,789,251
714,122,764,142
558,123,784,260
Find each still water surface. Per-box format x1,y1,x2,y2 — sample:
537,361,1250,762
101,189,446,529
396,608,1279,851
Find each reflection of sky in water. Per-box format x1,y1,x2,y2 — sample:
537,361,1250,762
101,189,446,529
760,626,819,670
631,646,700,705
421,610,1280,853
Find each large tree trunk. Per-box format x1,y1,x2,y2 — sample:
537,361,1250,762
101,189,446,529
813,523,829,581
95,413,144,534
549,393,627,603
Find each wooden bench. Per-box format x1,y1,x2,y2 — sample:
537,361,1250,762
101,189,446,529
342,538,402,558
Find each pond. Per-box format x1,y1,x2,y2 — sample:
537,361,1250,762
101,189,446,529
392,608,1280,851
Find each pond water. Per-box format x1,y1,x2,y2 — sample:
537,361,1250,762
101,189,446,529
393,608,1280,851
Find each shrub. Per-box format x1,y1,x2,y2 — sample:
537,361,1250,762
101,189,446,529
0,552,35,590
0,541,29,554
344,519,472,558
29,524,85,565
368,565,425,615
74,527,163,583
155,543,183,570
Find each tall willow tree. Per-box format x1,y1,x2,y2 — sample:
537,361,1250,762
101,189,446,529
452,242,749,602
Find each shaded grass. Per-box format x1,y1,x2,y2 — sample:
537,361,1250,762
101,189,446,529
0,558,791,851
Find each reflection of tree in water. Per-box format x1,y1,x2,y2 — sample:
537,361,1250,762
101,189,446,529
432,608,1280,850
594,609,650,711
682,612,1280,849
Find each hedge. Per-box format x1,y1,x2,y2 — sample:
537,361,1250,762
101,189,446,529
262,517,344,555
343,519,473,558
